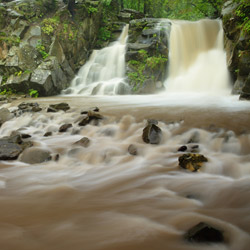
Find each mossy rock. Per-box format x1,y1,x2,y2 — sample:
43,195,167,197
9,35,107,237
179,153,208,172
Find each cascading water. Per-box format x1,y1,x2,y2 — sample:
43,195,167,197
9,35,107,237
1,17,250,250
64,24,130,95
164,19,231,94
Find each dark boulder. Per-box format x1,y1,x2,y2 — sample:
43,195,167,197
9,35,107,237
179,153,208,172
47,102,70,112
78,111,104,126
59,123,72,132
73,137,90,147
142,120,162,144
0,134,32,160
185,222,224,243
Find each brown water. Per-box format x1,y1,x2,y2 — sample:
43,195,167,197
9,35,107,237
0,94,250,250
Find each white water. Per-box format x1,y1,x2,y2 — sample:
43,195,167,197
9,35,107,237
164,19,231,94
0,95,250,250
0,19,249,250
64,25,130,95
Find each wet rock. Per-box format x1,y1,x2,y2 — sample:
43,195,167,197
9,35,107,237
128,144,137,155
178,145,187,152
59,123,72,132
0,108,13,126
47,107,57,113
142,120,162,144
185,222,224,243
19,147,51,164
17,102,41,113
78,111,104,126
44,131,52,137
74,137,90,147
0,134,32,160
179,153,208,172
81,107,99,114
48,103,70,112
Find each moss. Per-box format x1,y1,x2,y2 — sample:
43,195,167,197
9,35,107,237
0,35,20,47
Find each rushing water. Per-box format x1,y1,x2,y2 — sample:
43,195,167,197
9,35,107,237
164,19,231,93
64,25,130,95
0,19,250,250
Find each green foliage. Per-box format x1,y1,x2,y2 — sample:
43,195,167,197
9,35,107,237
0,35,20,46
41,17,59,35
29,89,39,98
98,27,111,41
234,0,250,34
0,88,15,96
36,40,49,59
88,6,98,14
146,56,167,70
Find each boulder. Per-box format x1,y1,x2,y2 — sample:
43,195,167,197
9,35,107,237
142,120,162,144
48,102,70,112
74,137,90,147
185,222,224,243
179,153,208,172
0,108,13,126
19,147,51,164
128,144,137,155
78,111,104,126
0,134,32,160
59,123,72,132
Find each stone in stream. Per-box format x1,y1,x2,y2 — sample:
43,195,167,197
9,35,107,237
81,107,100,114
179,153,208,172
0,134,33,160
19,147,52,164
73,137,90,147
17,102,42,113
47,103,70,112
178,145,188,152
78,111,104,126
59,123,73,132
0,108,14,126
128,144,137,155
185,222,224,243
44,131,52,137
142,120,162,144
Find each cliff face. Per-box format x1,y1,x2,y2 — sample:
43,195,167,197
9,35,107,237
0,0,102,96
222,0,250,99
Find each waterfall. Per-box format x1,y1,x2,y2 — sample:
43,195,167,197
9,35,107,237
164,19,231,94
64,24,130,95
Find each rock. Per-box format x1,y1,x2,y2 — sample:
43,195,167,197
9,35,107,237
178,145,187,152
17,102,41,113
81,107,99,114
74,137,90,147
0,134,32,160
128,144,137,155
59,123,72,132
44,131,52,137
48,102,70,112
142,120,162,144
19,147,51,164
185,222,224,243
78,111,104,126
179,153,208,172
0,108,13,126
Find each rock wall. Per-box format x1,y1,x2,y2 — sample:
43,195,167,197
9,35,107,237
222,0,250,99
0,0,103,96
126,18,170,94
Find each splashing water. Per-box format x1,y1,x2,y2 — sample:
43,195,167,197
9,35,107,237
164,19,231,94
64,25,130,95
